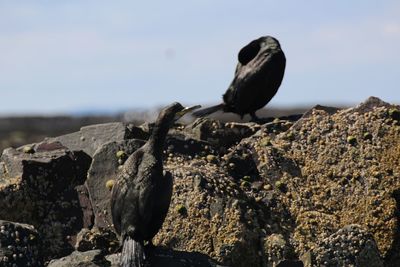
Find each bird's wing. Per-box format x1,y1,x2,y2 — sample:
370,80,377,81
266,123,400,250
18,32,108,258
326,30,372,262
233,51,277,111
146,171,173,239
225,38,272,109
111,149,145,235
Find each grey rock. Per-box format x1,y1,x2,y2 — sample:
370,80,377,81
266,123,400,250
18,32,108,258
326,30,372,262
165,135,212,157
86,139,145,229
185,118,260,148
264,234,298,267
0,146,92,260
292,105,340,130
47,249,107,267
0,161,6,181
310,225,383,267
75,185,95,231
45,122,148,157
350,96,394,114
75,227,119,254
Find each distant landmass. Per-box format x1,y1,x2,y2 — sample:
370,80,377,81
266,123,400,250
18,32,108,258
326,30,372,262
0,105,330,152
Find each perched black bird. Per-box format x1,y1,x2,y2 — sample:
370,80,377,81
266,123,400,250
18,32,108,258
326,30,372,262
193,36,286,121
111,102,200,267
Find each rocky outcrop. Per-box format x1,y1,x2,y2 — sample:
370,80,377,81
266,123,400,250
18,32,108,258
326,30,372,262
0,143,92,261
1,97,400,266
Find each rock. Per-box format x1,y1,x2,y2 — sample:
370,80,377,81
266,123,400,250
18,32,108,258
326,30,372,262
310,225,383,267
75,185,95,231
85,139,145,229
264,234,297,267
45,122,148,157
350,96,394,114
292,105,341,130
165,135,212,157
300,251,312,267
3,96,400,266
0,220,43,267
50,247,223,267
75,228,119,254
293,211,339,254
0,146,92,260
226,97,400,265
47,249,108,267
156,155,265,267
149,247,223,267
185,118,261,148
225,144,259,180
276,260,304,267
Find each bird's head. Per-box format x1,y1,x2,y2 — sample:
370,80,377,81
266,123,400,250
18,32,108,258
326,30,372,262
238,35,282,66
156,102,201,126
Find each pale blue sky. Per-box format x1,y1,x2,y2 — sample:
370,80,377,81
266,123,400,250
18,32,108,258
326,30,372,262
0,1,399,114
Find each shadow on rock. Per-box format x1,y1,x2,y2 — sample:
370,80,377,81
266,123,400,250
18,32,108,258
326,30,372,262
50,247,225,267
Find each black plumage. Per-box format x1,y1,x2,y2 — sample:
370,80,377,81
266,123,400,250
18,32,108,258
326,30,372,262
193,36,286,121
111,102,198,267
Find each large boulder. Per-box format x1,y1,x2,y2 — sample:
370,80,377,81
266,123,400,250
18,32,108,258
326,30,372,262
0,143,92,260
228,97,400,265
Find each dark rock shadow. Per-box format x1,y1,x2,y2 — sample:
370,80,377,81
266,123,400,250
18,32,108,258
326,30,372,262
151,247,225,267
106,246,226,267
385,189,400,266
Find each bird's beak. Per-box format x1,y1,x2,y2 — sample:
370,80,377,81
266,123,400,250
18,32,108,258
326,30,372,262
174,105,202,121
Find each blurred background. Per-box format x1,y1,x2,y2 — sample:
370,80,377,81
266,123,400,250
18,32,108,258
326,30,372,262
1,1,400,150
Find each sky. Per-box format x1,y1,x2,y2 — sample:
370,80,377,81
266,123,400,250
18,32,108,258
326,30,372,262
0,1,399,115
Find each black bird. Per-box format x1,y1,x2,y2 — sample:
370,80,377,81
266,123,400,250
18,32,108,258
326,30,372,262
193,36,286,121
111,102,200,267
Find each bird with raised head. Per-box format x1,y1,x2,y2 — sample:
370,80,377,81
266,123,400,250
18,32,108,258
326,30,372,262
111,102,200,267
193,36,286,122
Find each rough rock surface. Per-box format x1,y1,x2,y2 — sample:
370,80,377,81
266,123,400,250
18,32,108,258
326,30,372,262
47,249,107,267
75,227,119,254
44,122,148,157
49,248,221,267
309,224,383,267
0,144,92,261
0,220,42,267
1,97,400,266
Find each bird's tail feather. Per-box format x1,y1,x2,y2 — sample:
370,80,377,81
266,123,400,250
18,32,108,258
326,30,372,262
120,236,145,267
192,103,224,117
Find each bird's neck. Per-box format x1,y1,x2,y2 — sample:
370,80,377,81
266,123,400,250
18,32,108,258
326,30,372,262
148,121,170,157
